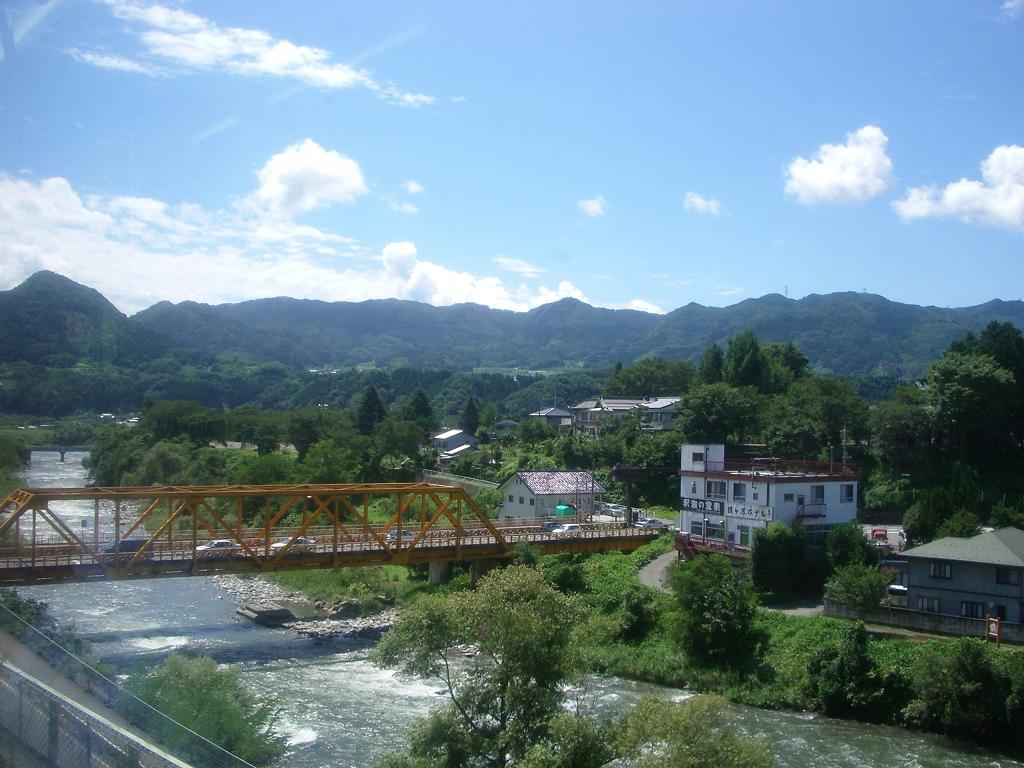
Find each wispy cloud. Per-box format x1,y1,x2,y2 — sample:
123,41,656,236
384,197,419,215
66,47,158,75
716,285,744,296
893,144,1024,234
578,194,607,217
1000,0,1024,21
683,191,722,215
402,180,424,195
785,125,893,205
191,116,238,144
494,256,544,278
71,1,434,107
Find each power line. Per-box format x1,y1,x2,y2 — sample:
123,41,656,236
0,599,259,768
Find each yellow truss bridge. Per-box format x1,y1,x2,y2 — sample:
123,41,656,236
0,483,656,586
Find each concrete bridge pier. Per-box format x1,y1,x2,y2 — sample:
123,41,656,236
428,560,451,585
470,559,498,583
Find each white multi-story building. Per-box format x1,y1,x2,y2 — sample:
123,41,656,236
678,444,859,548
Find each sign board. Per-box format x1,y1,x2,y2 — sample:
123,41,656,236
681,497,724,514
727,505,774,521
986,616,1001,647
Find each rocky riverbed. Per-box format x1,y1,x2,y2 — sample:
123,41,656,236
212,574,398,641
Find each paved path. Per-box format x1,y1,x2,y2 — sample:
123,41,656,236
638,550,677,593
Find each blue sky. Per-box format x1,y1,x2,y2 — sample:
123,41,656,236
0,0,1021,316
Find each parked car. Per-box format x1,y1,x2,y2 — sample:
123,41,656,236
636,518,669,531
552,523,582,538
96,538,150,565
538,520,562,532
270,536,316,553
385,529,419,544
195,539,241,556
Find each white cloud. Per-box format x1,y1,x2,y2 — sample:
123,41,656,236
683,191,722,215
246,139,367,218
893,144,1024,233
65,48,158,75
0,173,590,315
494,256,544,278
385,198,419,215
716,285,744,296
785,125,893,204
402,180,424,195
578,195,607,217
77,1,434,107
625,299,664,314
1000,0,1024,20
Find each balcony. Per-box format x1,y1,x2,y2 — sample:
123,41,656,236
795,503,827,519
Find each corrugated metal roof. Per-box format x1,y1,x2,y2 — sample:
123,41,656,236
902,527,1024,567
530,408,571,417
516,471,606,496
433,429,464,441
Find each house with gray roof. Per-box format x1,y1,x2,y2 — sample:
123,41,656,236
497,470,606,522
569,395,681,436
901,527,1024,623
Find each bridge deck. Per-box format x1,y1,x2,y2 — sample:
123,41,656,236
0,483,657,585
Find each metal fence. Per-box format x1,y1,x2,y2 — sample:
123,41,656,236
0,662,194,768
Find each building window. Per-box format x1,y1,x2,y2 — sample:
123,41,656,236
690,521,704,536
529,498,535,506
962,601,985,619
739,525,750,547
918,596,940,613
841,484,854,503
996,568,1021,585
706,480,726,500
783,493,794,502
995,604,1007,620
706,522,725,540
692,451,704,463
508,494,513,503
519,496,524,505
752,490,759,501
811,485,825,504
929,561,951,579
732,483,746,502
690,481,697,494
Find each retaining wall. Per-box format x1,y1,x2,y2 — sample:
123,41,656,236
0,662,193,768
823,598,1024,643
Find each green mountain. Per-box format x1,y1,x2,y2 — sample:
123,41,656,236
4,271,1024,377
0,271,169,366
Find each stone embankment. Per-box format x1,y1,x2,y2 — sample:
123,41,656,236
213,575,398,642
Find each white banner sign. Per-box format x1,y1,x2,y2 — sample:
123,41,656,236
728,505,773,521
681,497,724,514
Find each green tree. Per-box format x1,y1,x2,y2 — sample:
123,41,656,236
460,396,481,435
616,694,772,768
696,343,724,385
904,638,1010,744
825,521,879,573
123,654,285,767
806,622,877,718
373,566,584,768
723,330,768,391
401,388,438,433
676,383,760,444
142,400,225,445
824,564,889,617
356,384,389,435
750,523,805,596
668,554,757,666
935,507,982,538
927,352,1014,457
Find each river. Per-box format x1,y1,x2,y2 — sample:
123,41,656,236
15,450,1023,768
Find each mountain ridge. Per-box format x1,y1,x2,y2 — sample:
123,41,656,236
4,272,1023,377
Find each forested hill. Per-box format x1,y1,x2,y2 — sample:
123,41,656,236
4,271,1024,377
0,271,169,366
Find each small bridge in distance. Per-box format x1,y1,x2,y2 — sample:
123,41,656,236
0,482,656,586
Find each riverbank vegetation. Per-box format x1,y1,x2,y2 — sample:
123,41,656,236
374,564,772,768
